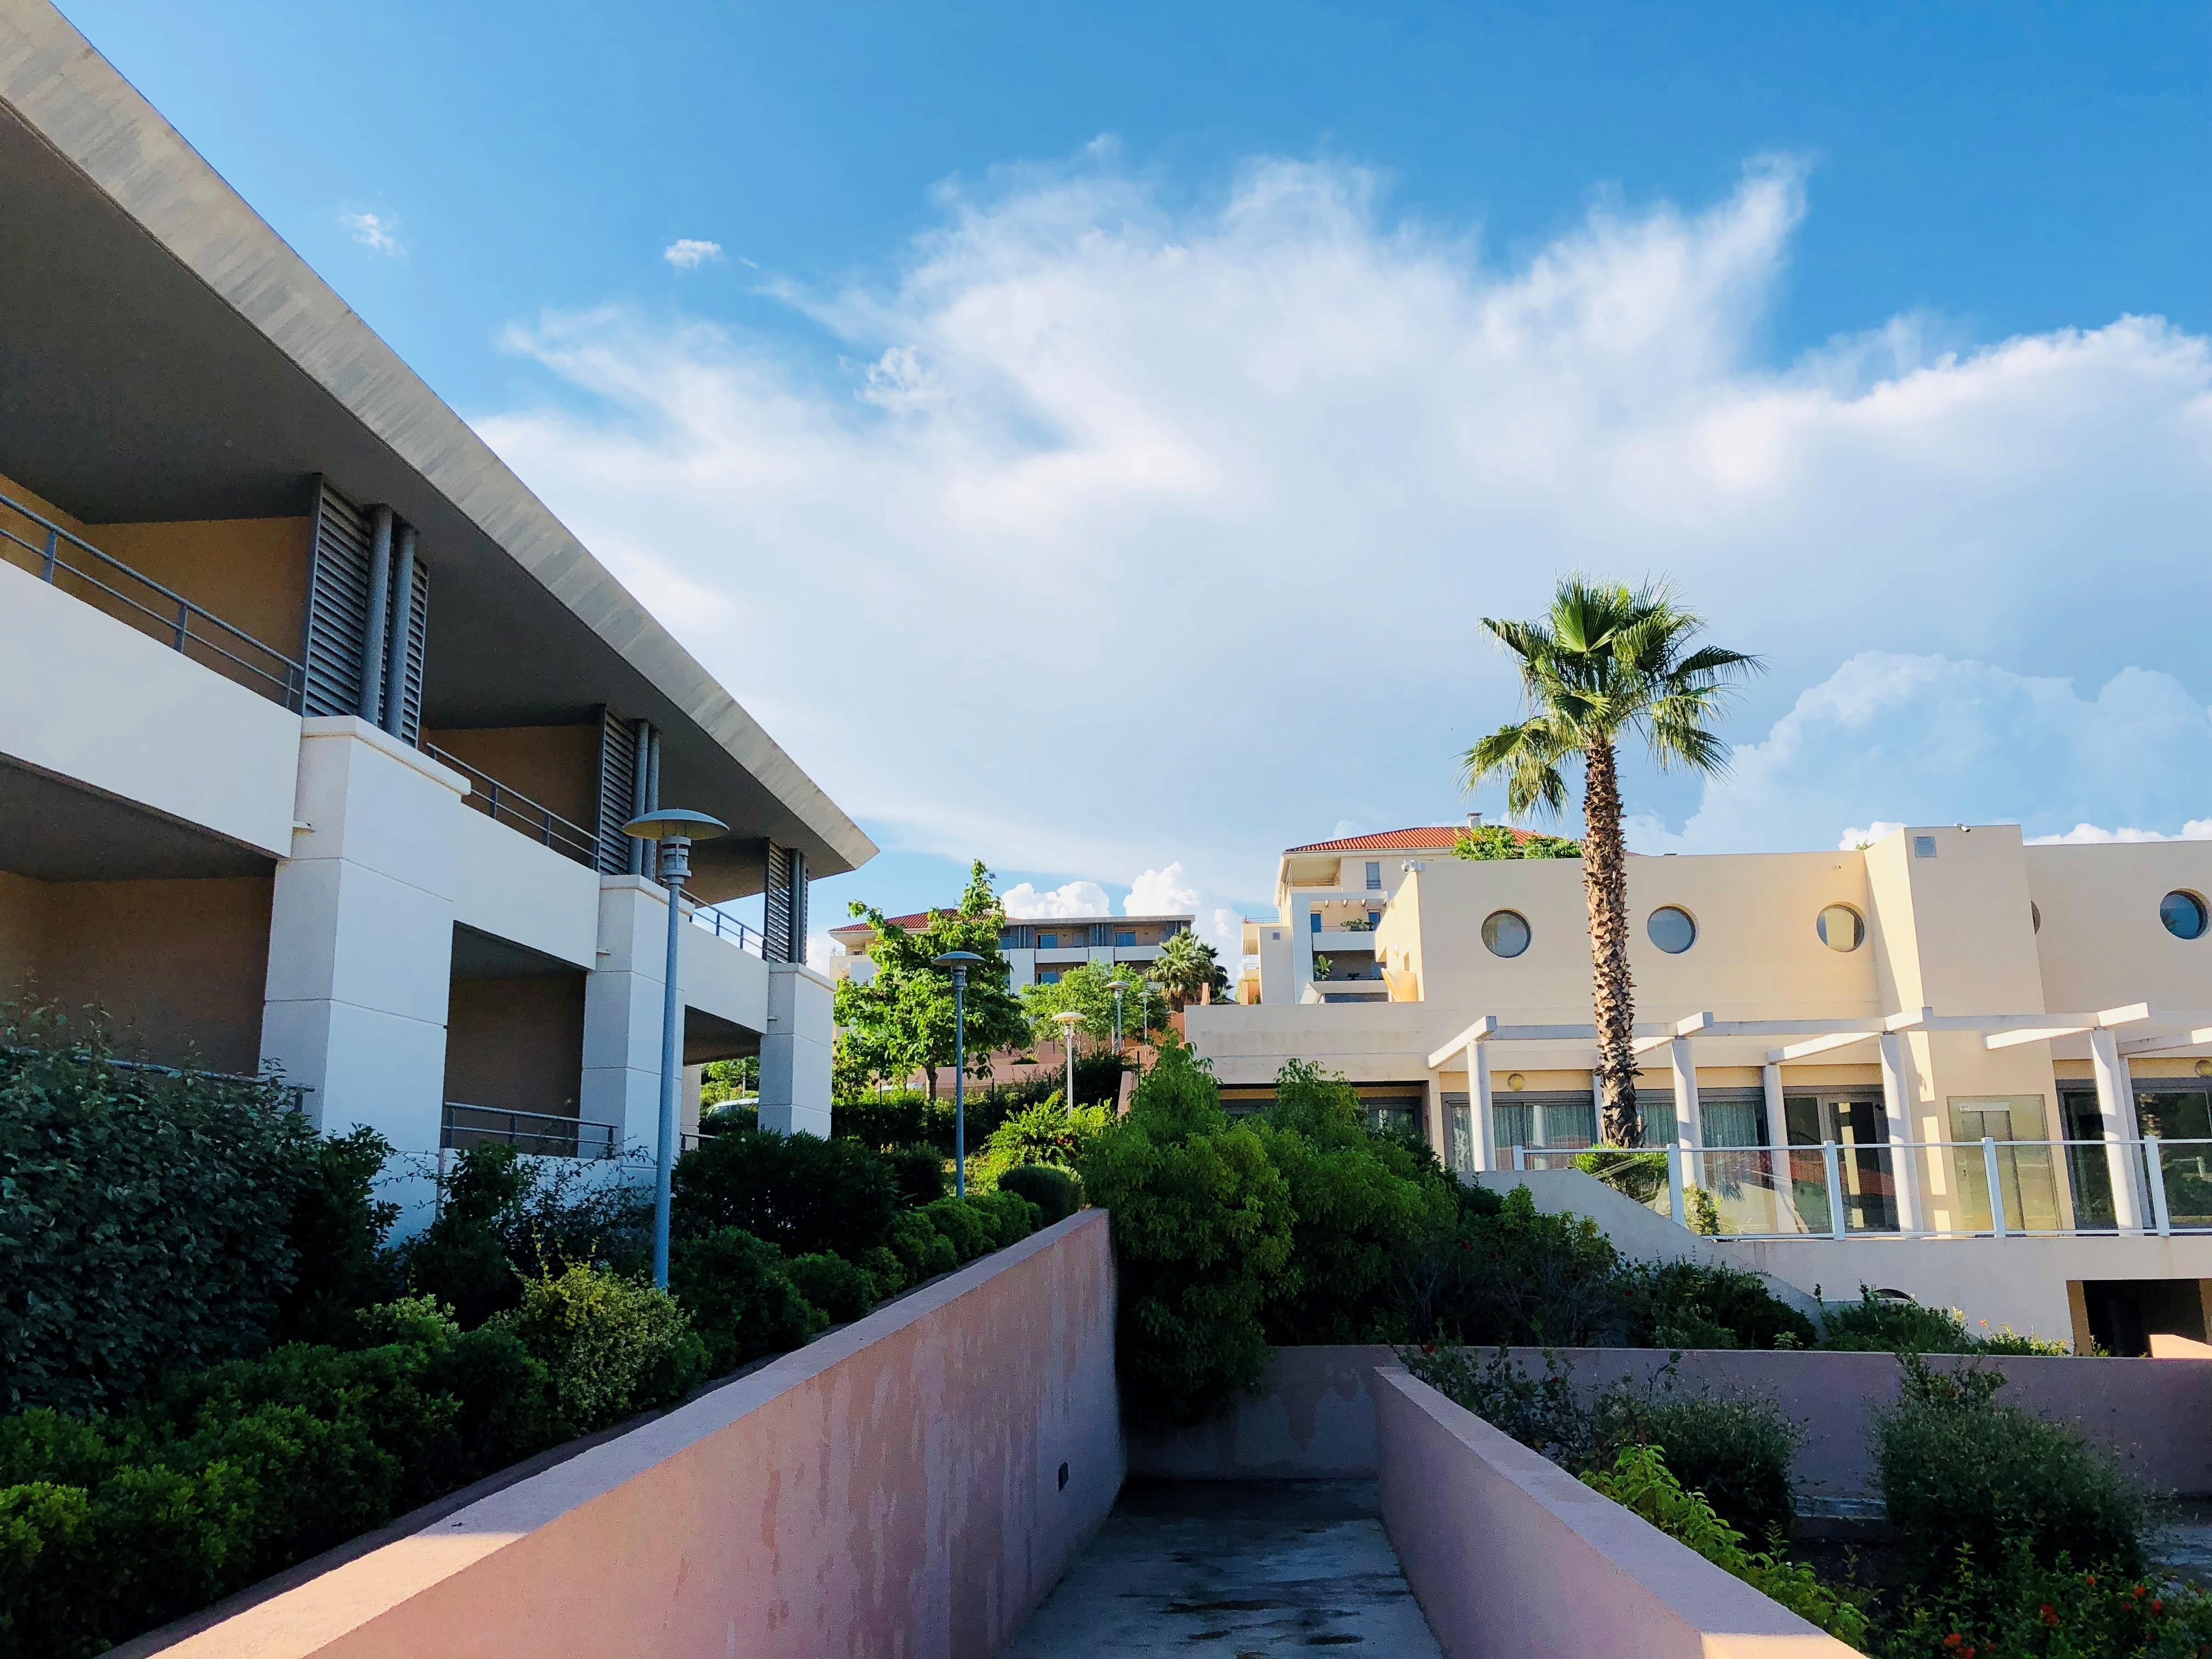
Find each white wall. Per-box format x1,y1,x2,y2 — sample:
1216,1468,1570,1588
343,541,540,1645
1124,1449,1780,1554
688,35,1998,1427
452,805,600,968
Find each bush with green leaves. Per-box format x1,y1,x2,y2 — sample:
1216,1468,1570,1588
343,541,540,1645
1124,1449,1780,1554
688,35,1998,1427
0,1026,321,1413
667,1228,822,1372
1819,1285,2068,1355
673,1127,899,1257
854,1244,911,1300
921,1196,994,1262
1876,1352,2146,1585
888,1209,958,1282
1883,1541,2212,1658
1621,1261,1818,1352
882,1144,947,1205
1583,1443,1867,1646
974,1097,1111,1187
277,1127,405,1343
1075,1041,1294,1430
784,1253,875,1325
999,1164,1084,1223
486,1265,707,1435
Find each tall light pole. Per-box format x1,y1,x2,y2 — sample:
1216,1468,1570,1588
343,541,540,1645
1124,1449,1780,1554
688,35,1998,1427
1108,978,1130,1058
933,950,982,1197
1055,1009,1084,1108
622,807,729,1289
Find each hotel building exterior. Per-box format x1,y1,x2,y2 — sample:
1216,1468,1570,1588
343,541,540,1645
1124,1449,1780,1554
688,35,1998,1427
1195,822,2212,1350
0,5,869,1177
830,910,1193,990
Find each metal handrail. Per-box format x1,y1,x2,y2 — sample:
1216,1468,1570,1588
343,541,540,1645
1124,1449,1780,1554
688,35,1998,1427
421,743,599,868
440,1101,619,1161
1,489,306,709
689,903,766,957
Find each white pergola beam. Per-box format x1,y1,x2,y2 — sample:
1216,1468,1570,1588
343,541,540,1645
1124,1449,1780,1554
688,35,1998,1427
2119,1025,2212,1058
1767,1030,1882,1063
1985,1025,2091,1050
1425,1014,1497,1073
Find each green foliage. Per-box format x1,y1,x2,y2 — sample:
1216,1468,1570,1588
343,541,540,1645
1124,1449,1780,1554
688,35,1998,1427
276,1126,404,1344
1075,1042,1294,1429
783,1253,874,1325
672,1127,900,1257
1876,1353,2146,1584
832,861,1030,1094
418,1325,558,1482
486,1265,707,1435
882,1144,949,1205
398,1142,534,1325
854,1245,911,1300
969,1189,1042,1246
1152,930,1228,1008
698,1056,758,1105
1452,823,1583,860
0,1026,320,1413
1019,960,1167,1051
667,1228,822,1372
1583,1444,1869,1646
974,1096,1110,1187
832,1087,1028,1158
1819,1285,2069,1355
1883,1543,2212,1659
888,1209,958,1282
1000,1164,1084,1224
921,1197,994,1262
1573,1147,1668,1205
1623,1262,1818,1352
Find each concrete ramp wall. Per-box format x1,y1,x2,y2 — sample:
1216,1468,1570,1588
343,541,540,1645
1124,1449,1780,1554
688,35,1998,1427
155,1210,1122,1659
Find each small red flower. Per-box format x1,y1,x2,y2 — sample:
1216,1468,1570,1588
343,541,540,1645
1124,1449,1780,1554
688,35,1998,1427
2086,1574,2100,1587
2041,1605,2059,1627
2153,1599,2165,1614
2136,1584,2149,1599
1943,1635,1963,1650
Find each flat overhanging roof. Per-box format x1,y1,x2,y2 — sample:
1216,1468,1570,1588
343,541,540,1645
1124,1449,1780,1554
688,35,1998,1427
0,5,876,885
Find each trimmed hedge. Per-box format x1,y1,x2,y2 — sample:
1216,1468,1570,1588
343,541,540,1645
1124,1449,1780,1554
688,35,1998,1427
668,1228,823,1372
672,1128,899,1257
998,1164,1083,1224
785,1254,873,1325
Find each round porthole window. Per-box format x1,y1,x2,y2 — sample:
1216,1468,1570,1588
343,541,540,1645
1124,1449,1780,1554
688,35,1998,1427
2162,890,2209,941
1647,905,1697,955
1481,909,1531,958
1816,904,1865,953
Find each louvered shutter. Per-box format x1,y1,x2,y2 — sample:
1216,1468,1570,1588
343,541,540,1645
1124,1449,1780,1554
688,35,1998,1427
594,711,642,874
388,557,429,746
764,842,793,961
300,477,374,718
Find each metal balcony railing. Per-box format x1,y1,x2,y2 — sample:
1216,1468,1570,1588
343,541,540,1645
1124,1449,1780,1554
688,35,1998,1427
689,904,766,957
440,1102,619,1160
421,743,599,868
2,489,307,709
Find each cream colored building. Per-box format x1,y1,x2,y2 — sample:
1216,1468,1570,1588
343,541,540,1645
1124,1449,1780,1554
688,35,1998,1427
1194,822,2212,1350
0,6,870,1189
830,910,1193,990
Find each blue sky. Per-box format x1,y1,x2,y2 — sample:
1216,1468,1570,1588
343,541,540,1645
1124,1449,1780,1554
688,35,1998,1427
60,1,2212,953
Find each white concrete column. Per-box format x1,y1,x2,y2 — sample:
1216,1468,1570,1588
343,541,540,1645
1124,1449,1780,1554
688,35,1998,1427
1470,1038,1497,1172
2090,1025,2147,1232
1669,1036,1702,1181
1762,1063,1788,1152
1424,1074,1448,1166
759,962,834,1138
1878,1030,1925,1233
261,718,463,1156
583,877,674,1163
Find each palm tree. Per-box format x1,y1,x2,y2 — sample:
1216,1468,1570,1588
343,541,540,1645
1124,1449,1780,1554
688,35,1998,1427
1459,577,1760,1147
1152,930,1219,1011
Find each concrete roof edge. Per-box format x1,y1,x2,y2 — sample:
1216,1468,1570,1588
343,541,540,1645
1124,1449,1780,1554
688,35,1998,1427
0,2,876,876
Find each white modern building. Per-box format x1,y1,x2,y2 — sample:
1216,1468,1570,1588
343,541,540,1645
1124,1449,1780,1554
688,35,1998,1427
830,911,1193,990
0,7,869,1178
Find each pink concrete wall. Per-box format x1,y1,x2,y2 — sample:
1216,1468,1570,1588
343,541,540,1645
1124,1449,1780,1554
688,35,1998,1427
1133,1344,2212,1497
1376,1366,1854,1659
154,1211,1122,1659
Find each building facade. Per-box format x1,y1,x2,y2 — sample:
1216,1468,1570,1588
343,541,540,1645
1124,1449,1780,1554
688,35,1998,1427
1197,821,2212,1349
0,6,871,1184
831,911,1192,990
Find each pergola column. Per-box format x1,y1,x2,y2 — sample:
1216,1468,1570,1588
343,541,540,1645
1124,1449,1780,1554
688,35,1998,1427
1878,1031,1925,1233
1760,1062,1788,1152
2090,1025,2146,1232
1668,1035,1701,1180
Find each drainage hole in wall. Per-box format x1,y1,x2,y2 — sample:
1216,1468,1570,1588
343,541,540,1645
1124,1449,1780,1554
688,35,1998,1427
1057,1461,1070,1491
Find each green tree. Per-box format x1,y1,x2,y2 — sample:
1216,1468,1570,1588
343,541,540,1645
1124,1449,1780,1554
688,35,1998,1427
1452,823,1583,860
1459,578,1759,1146
698,1056,758,1105
831,861,1029,1099
1152,929,1226,1010
1019,960,1166,1051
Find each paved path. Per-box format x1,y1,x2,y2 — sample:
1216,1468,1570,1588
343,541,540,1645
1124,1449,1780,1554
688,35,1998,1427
1001,1480,1444,1657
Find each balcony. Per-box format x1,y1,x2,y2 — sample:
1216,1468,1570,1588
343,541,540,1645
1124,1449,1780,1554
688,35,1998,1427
441,1101,619,1161
2,488,304,709
423,740,597,867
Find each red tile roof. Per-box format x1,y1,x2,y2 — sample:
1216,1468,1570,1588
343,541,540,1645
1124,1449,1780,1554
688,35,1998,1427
828,909,934,937
1284,825,1539,854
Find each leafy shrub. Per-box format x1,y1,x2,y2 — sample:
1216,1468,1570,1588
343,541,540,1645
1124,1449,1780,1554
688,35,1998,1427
276,1126,403,1344
888,1210,958,1282
1622,1262,1818,1352
1876,1352,2146,1583
1819,1285,2070,1355
397,1143,533,1325
1403,1183,1634,1346
976,1097,1111,1184
1072,1051,1130,1108
854,1245,911,1300
673,1128,899,1257
1000,1164,1084,1223
1884,1541,2212,1658
883,1144,947,1205
1076,1041,1294,1430
1583,1444,1868,1646
418,1325,557,1482
832,1088,1026,1159
967,1190,1041,1248
922,1197,994,1262
785,1254,874,1325
667,1228,821,1373
487,1265,707,1435
0,1027,323,1413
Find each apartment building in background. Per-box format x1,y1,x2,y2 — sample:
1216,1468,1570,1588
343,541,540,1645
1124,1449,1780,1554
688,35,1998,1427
830,910,1193,989
1196,821,2212,1352
0,9,871,1186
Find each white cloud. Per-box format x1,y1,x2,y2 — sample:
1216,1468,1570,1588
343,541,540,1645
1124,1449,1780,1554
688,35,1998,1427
340,211,404,256
1002,879,1110,917
1126,862,1199,916
2027,820,2212,845
805,932,841,973
1629,653,2212,855
1837,822,1906,851
474,150,2212,902
663,239,725,270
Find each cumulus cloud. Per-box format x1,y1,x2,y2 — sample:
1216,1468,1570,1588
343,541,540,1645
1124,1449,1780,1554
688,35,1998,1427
340,211,404,256
473,149,2212,903
663,239,725,270
805,932,841,974
1002,879,1110,917
2028,820,2212,845
1126,863,1198,916
1837,822,1907,851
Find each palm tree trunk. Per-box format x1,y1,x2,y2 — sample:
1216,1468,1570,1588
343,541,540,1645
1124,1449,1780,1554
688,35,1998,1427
1581,739,1641,1146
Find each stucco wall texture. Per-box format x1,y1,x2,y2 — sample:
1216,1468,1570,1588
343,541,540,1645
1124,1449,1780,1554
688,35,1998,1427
1376,1367,1855,1659
155,1210,1122,1659
1133,1344,2212,1498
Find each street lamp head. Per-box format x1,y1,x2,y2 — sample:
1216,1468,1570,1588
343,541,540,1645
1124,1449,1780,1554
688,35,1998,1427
1053,1011,1085,1029
1108,979,1130,992
621,808,730,842
933,950,984,973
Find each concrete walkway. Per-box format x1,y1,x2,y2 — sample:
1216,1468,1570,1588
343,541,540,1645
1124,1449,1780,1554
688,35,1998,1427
1001,1480,1444,1657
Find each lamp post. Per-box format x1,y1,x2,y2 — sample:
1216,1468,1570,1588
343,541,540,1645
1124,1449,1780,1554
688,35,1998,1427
933,950,983,1197
1108,978,1130,1058
1054,1009,1084,1109
621,807,729,1289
